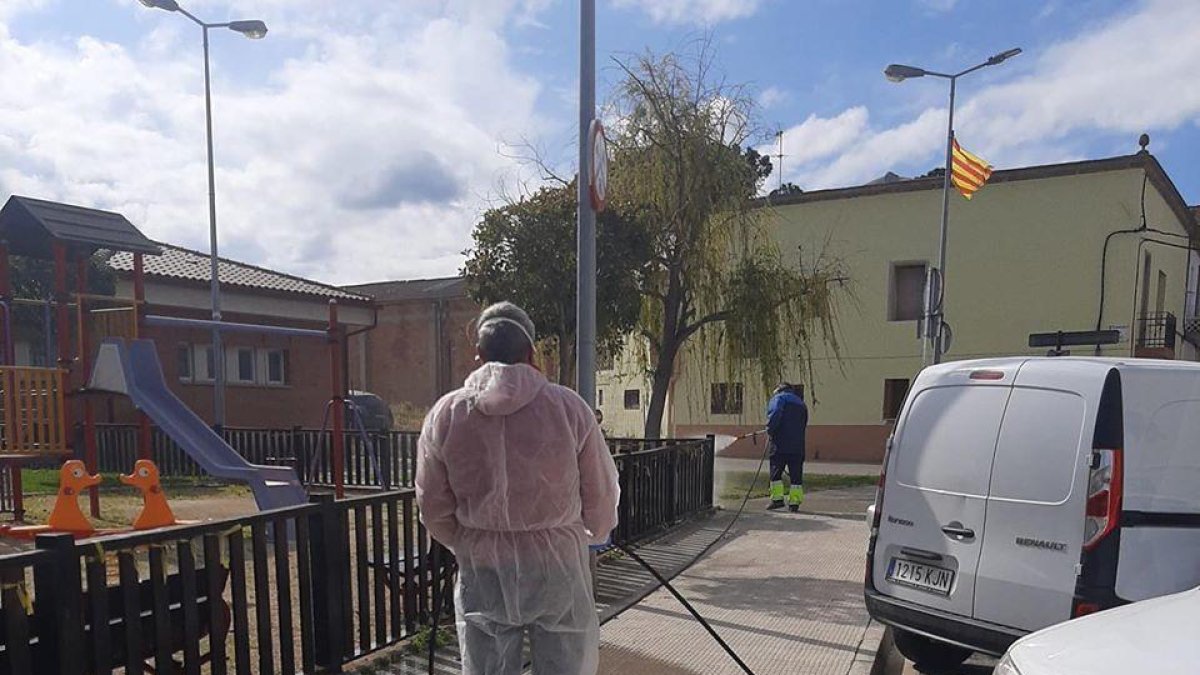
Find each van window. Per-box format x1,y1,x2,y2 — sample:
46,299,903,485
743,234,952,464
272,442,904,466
893,386,1009,497
988,388,1086,504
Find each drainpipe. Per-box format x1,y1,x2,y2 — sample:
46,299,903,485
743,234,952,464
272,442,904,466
433,299,448,396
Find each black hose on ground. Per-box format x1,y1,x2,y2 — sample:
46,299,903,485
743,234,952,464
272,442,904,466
612,429,772,675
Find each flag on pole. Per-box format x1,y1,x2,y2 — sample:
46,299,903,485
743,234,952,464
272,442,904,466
950,138,993,199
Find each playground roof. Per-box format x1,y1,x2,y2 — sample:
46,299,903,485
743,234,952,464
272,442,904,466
0,196,161,258
344,277,467,303
107,243,371,302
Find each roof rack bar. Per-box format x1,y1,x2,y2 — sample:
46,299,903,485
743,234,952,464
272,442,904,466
144,315,327,340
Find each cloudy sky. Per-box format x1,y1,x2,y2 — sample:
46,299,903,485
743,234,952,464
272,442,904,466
0,0,1197,284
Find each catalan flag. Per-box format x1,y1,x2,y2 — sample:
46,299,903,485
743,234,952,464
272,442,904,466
950,138,993,199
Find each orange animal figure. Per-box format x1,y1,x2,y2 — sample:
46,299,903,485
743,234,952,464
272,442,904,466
47,460,102,535
120,460,178,530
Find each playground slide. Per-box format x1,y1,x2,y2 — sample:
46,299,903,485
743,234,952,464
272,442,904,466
89,339,308,512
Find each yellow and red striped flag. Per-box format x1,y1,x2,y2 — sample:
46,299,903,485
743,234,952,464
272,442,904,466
950,138,993,199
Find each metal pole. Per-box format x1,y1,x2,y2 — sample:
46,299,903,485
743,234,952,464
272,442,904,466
576,0,597,407
201,24,226,427
931,76,956,364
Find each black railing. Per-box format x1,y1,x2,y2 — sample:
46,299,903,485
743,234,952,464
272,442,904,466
1183,315,1200,348
0,489,455,675
91,426,716,545
1137,311,1177,351
93,424,420,490
0,436,715,672
612,437,715,546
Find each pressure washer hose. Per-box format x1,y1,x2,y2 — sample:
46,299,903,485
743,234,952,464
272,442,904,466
614,428,769,675
425,428,771,675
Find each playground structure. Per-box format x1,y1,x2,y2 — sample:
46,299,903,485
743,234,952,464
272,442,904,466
0,458,185,538
0,195,369,523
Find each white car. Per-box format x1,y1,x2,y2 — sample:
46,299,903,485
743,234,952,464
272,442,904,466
996,586,1199,674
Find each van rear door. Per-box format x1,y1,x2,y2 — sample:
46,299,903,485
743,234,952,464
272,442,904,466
972,365,1099,631
873,365,1018,618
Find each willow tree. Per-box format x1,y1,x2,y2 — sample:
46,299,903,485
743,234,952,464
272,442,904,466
610,46,845,438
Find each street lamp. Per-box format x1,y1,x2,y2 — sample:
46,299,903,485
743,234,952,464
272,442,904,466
884,47,1021,365
138,1,267,429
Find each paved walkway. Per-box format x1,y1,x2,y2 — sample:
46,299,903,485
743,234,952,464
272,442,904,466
364,488,879,674
599,492,880,675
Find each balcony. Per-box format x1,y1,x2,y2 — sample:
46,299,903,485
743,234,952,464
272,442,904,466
1184,316,1200,349
1135,312,1177,359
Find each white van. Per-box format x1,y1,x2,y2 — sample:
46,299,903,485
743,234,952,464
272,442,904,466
864,357,1200,670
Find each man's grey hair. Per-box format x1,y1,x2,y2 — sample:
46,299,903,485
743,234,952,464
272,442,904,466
476,302,537,365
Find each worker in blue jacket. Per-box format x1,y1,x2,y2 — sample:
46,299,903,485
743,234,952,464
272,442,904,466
766,383,808,512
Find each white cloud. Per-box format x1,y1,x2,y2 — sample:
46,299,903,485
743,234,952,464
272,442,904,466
779,0,1200,191
766,107,871,169
918,0,958,12
611,0,762,26
0,1,550,283
759,86,788,109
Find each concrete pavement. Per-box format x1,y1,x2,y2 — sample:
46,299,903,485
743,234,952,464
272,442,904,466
599,491,880,675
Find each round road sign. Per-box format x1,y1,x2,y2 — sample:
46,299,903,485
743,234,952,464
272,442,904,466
589,119,608,212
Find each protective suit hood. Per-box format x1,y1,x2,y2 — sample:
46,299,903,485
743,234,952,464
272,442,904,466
465,362,546,417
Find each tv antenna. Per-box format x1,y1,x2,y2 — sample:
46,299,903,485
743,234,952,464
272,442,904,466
773,128,785,191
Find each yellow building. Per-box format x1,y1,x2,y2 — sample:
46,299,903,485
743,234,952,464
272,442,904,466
597,150,1199,462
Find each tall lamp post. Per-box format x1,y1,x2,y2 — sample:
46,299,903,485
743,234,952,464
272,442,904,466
884,47,1020,365
577,0,597,408
138,0,267,427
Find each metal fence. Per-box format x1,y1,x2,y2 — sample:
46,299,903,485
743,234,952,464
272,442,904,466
0,434,714,672
93,424,419,490
0,489,455,675
611,437,715,546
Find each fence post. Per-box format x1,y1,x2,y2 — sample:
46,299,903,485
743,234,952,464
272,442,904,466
381,432,393,490
704,435,716,510
616,455,630,545
292,425,306,486
666,444,678,525
34,532,85,675
308,492,347,670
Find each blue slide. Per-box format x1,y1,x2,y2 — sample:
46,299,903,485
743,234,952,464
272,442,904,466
89,338,308,512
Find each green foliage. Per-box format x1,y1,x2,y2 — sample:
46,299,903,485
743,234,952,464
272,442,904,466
462,183,650,384
719,471,877,503
406,625,454,655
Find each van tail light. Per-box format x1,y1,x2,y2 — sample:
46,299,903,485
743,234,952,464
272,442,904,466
871,472,886,530
1073,601,1100,618
866,436,893,586
1082,449,1123,551
871,436,893,532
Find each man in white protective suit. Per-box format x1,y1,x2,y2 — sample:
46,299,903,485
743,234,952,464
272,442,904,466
416,301,621,675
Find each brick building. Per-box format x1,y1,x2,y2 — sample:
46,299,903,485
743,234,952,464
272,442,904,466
103,244,375,428
344,278,478,428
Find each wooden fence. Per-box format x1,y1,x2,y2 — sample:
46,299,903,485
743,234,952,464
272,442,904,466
0,489,454,675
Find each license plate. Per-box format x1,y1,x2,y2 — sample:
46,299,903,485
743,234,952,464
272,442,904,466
887,558,955,595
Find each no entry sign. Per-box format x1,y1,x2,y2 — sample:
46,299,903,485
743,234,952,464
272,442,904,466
589,119,608,212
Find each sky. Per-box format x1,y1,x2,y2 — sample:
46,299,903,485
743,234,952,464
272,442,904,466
0,0,1197,285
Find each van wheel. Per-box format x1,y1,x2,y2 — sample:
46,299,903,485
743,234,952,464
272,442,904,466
892,629,971,671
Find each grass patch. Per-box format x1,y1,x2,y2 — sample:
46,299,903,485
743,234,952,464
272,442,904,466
719,471,876,503
20,469,224,496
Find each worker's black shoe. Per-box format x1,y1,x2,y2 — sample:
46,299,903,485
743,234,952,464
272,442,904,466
767,500,786,511
789,504,800,513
